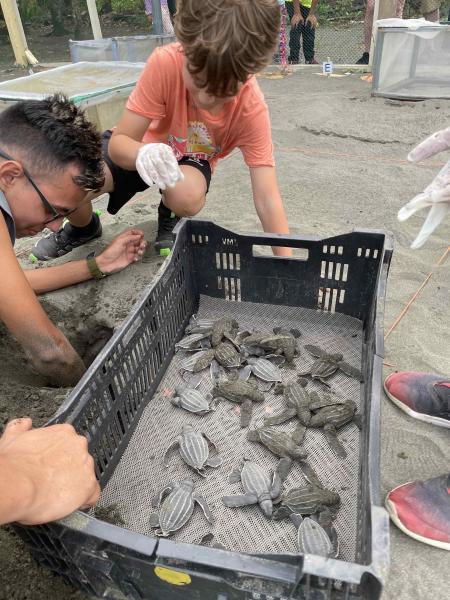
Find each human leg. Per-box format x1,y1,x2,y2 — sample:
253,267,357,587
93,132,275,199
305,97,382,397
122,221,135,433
301,6,316,63
155,157,210,254
286,2,301,63
384,370,450,549
356,0,375,64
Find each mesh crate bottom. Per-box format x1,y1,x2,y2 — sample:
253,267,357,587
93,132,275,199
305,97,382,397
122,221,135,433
96,296,363,561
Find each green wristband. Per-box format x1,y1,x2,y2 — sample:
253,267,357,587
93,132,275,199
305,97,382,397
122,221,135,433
86,256,106,280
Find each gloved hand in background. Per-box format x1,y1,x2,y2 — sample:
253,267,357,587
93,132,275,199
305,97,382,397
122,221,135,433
398,127,450,249
136,143,184,190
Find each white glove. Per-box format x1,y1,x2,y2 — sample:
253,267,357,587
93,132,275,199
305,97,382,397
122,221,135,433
398,127,450,249
136,143,184,190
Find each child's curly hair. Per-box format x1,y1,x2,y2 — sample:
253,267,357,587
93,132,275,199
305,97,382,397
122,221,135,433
0,94,104,192
175,0,280,98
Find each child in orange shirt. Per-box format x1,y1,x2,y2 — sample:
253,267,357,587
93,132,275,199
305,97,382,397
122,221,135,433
33,0,291,260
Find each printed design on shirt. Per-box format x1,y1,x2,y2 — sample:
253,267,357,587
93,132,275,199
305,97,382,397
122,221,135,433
168,121,221,162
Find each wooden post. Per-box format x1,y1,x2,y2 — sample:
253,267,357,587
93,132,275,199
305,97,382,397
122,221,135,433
86,0,103,39
0,0,38,67
369,0,397,66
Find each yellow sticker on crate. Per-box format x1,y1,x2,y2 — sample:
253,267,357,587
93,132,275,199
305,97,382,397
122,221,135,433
154,566,192,586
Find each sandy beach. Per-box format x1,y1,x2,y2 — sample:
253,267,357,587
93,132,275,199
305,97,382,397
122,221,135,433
0,68,448,599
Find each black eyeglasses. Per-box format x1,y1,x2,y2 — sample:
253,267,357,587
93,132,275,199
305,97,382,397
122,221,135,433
0,148,77,225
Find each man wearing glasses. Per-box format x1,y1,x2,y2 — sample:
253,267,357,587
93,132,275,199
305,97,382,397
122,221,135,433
0,95,146,387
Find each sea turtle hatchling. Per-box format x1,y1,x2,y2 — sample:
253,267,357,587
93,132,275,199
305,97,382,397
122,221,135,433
259,328,301,363
180,349,216,373
163,424,222,477
171,388,217,416
212,379,265,427
222,457,292,517
273,483,341,520
211,315,239,347
175,332,211,352
246,425,321,486
264,381,312,427
290,512,338,558
214,341,242,369
298,345,363,386
239,357,282,391
149,478,214,537
309,399,359,458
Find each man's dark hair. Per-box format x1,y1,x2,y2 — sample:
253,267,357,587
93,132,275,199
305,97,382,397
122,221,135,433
0,94,104,192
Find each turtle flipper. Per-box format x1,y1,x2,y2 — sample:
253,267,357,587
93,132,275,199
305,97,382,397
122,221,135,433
246,429,260,442
228,465,243,485
304,344,327,358
338,361,364,382
193,491,215,525
222,493,258,508
183,372,203,389
149,512,160,528
275,457,292,483
264,408,297,426
205,453,223,468
240,399,253,428
163,440,180,467
238,365,253,381
299,461,322,487
292,423,307,445
151,483,175,508
323,426,347,458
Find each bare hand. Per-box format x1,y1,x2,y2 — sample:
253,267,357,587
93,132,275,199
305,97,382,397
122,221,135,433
306,14,318,29
291,13,304,28
96,228,147,275
0,418,100,525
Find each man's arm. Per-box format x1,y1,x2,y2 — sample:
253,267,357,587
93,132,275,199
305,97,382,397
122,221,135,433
0,418,100,525
109,109,152,169
249,166,292,257
306,0,318,28
0,216,85,386
23,228,146,295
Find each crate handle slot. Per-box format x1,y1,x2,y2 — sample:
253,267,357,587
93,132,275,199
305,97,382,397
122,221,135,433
252,244,309,261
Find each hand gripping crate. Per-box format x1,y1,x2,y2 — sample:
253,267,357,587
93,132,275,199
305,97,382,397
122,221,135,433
13,220,392,600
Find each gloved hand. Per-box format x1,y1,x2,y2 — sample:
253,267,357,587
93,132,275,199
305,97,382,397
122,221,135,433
398,127,450,249
136,143,184,190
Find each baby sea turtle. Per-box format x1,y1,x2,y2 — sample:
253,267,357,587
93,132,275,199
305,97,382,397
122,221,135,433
222,457,292,517
273,483,341,520
175,332,211,352
185,315,214,334
180,349,215,373
239,357,282,391
298,345,363,385
149,478,214,537
259,328,300,362
163,424,222,477
290,512,338,557
212,379,265,428
264,381,312,427
214,341,242,369
171,388,217,416
309,399,358,458
211,316,239,347
247,426,322,486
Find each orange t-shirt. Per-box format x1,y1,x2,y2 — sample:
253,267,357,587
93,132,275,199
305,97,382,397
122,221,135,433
126,43,275,170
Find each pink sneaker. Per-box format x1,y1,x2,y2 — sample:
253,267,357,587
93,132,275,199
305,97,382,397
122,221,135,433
384,371,450,428
385,474,450,550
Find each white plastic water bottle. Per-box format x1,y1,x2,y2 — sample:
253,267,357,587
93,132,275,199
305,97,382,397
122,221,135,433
322,57,333,76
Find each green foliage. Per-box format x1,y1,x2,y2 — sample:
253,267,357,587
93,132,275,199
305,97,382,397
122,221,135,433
110,0,145,13
316,0,364,22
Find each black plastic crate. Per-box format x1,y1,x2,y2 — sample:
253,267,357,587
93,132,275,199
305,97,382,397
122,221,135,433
13,220,392,600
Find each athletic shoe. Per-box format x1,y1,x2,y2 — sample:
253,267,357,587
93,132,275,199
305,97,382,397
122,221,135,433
384,371,450,429
154,201,180,256
31,212,102,261
385,474,450,550
306,58,319,65
356,52,369,65
288,58,300,65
